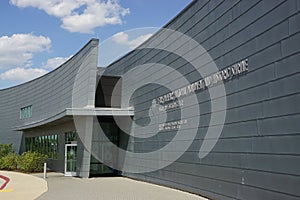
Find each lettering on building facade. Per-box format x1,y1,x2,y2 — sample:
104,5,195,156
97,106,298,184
153,59,249,131
154,59,248,107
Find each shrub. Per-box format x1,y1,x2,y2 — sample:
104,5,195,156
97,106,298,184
18,151,48,173
0,153,18,170
0,144,48,173
0,144,14,159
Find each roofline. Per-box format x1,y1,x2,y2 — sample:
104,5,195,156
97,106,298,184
0,38,99,91
104,0,196,69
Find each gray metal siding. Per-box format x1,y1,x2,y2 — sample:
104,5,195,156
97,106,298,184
104,0,300,199
0,39,99,153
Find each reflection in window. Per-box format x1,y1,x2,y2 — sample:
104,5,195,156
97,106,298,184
65,131,77,144
25,134,59,159
20,105,32,119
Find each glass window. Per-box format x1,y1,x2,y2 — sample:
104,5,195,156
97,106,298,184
25,134,59,159
65,131,77,144
20,105,32,119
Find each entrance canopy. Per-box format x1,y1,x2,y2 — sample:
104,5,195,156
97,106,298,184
13,107,134,131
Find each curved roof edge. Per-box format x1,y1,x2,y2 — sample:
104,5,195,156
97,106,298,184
0,38,99,91
104,0,196,69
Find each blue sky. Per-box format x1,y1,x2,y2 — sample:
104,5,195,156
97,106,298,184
0,0,192,89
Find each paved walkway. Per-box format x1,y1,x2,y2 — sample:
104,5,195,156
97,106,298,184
38,173,207,200
0,170,47,200
1,171,208,200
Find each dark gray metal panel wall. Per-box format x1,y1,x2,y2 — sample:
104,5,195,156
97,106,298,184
0,39,99,153
104,0,300,199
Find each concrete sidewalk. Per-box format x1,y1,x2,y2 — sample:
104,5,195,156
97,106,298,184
0,170,47,200
0,170,208,200
37,172,208,200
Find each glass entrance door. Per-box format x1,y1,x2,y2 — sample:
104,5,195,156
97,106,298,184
65,144,77,176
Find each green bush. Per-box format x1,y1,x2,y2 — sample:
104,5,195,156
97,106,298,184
0,144,14,158
0,144,48,173
17,151,48,173
0,153,18,170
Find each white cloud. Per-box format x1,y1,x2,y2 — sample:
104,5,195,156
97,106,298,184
0,67,48,82
42,56,72,70
10,0,130,34
112,32,128,44
10,0,83,18
0,33,51,69
112,32,153,49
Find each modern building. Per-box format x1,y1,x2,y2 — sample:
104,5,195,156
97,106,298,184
1,0,300,199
